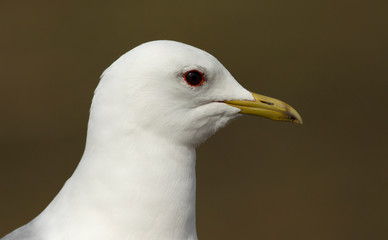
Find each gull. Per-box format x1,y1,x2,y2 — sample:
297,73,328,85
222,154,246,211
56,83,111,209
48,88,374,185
1,40,302,240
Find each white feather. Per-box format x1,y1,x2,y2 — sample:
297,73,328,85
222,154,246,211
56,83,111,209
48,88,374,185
2,40,254,240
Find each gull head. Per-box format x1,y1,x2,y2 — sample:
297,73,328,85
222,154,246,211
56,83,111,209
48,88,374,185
89,40,302,147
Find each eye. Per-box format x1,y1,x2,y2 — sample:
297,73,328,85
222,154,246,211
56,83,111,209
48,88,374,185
184,70,205,87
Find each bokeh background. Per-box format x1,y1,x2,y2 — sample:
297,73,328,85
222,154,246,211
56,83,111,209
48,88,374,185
1,0,387,239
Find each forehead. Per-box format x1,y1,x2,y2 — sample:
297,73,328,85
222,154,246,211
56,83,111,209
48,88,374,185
132,41,221,70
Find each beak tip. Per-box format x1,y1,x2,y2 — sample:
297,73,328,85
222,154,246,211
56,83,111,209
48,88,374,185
288,111,303,125
294,118,303,125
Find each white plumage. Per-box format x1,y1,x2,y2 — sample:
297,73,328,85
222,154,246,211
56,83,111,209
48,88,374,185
2,40,301,240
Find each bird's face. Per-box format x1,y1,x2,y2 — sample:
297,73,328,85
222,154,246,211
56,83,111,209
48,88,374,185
91,41,302,147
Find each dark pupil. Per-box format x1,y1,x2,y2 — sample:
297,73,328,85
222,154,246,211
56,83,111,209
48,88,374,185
186,71,202,85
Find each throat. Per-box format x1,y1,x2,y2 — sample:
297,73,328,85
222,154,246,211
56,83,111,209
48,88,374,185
38,131,198,240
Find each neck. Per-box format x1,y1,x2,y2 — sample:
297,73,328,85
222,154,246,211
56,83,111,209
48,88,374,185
34,127,198,240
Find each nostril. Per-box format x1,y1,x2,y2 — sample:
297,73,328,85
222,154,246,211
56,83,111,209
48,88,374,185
260,100,274,106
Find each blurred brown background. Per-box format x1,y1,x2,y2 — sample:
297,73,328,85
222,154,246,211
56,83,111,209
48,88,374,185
1,0,387,239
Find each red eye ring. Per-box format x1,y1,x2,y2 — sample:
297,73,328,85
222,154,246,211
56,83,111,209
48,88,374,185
183,70,205,87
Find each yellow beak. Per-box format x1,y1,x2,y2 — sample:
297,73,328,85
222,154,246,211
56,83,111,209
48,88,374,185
224,92,303,124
